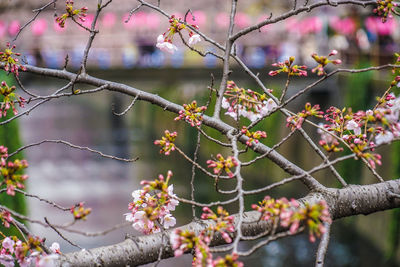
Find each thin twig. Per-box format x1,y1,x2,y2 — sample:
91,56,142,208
112,95,140,116
45,218,84,250
191,130,201,218
7,139,138,162
12,0,57,42
0,188,70,211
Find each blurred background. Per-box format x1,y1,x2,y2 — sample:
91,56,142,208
0,0,400,266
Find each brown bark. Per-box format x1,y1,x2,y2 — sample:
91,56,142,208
57,179,400,266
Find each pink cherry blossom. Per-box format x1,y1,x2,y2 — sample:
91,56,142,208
2,237,15,253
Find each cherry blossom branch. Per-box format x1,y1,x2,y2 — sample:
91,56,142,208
0,80,75,125
136,0,225,52
0,98,49,126
283,64,400,107
287,110,384,182
231,55,338,189
2,63,322,188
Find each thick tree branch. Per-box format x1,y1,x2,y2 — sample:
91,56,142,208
56,178,400,266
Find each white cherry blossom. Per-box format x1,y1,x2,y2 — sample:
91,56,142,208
346,120,361,135
156,41,178,54
375,131,394,145
162,214,176,228
188,34,201,46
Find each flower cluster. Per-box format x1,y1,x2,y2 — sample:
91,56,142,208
0,210,13,228
125,171,178,234
241,126,267,146
55,0,88,28
206,154,238,178
170,229,198,257
175,100,207,127
317,124,343,153
374,0,398,22
0,146,7,167
154,130,177,155
170,207,242,267
0,236,60,267
1,81,26,118
156,15,201,54
222,81,277,122
316,93,400,168
0,147,28,196
201,207,235,243
213,253,243,267
0,43,26,76
252,196,331,242
311,50,342,76
319,107,383,167
70,202,91,220
252,196,299,225
286,103,323,130
268,56,308,77
290,201,332,242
